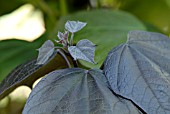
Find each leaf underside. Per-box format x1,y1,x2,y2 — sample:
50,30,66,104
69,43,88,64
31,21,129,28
104,30,170,114
0,51,71,100
23,68,141,114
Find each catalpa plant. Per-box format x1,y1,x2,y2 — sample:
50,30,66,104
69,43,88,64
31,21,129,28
0,20,170,114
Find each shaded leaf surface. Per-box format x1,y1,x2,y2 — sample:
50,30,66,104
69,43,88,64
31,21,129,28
0,51,72,100
23,68,141,114
104,30,170,114
68,39,96,63
57,9,146,68
0,0,23,16
36,40,55,65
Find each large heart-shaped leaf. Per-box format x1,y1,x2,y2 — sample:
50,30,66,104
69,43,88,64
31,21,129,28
23,68,142,114
104,30,170,114
0,50,72,100
56,9,146,68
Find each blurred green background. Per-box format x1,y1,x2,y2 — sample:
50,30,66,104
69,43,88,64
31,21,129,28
0,0,170,113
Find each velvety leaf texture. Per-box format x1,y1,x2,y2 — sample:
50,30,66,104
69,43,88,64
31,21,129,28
104,30,170,114
65,20,87,33
0,39,42,82
0,51,71,100
23,68,141,114
68,39,96,63
36,40,55,65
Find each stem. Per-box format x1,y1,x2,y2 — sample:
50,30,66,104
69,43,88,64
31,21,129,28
97,0,101,8
57,49,71,68
70,33,74,46
73,60,78,67
54,47,69,54
59,0,68,16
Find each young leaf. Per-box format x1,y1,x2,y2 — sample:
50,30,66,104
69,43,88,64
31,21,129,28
57,10,146,68
56,31,69,46
104,30,170,114
68,39,96,64
23,68,141,114
36,40,55,65
65,20,87,33
0,51,72,100
57,31,69,40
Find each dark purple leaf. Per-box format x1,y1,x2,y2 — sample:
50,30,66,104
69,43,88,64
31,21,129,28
104,30,170,114
23,68,141,114
0,51,72,100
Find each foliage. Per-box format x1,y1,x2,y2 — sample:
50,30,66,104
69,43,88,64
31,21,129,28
104,30,170,114
2,20,170,114
0,0,170,114
23,68,141,114
56,9,146,68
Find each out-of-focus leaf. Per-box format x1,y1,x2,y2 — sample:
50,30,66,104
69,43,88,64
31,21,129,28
68,39,96,64
0,0,24,16
57,9,146,68
0,50,72,100
23,68,142,114
36,40,55,65
104,30,170,114
119,0,170,34
166,0,170,8
0,39,42,82
65,20,87,33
